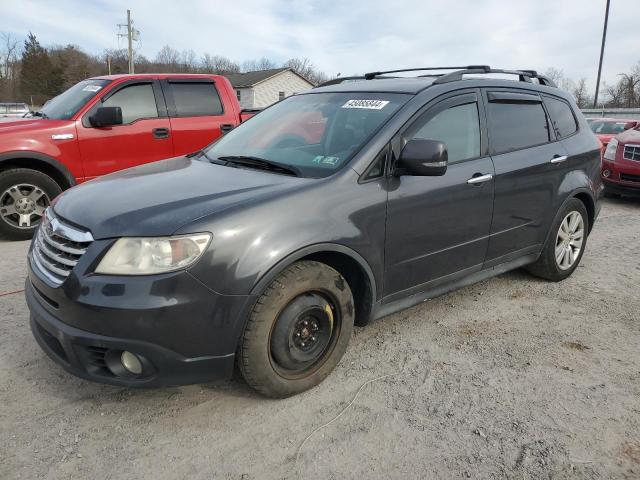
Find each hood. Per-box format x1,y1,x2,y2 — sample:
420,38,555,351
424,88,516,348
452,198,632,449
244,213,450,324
53,156,308,239
615,127,640,146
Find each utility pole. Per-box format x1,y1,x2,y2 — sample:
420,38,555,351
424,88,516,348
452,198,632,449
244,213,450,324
117,9,136,74
593,0,610,108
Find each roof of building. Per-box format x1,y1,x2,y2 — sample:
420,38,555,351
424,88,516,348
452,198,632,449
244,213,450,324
224,68,313,88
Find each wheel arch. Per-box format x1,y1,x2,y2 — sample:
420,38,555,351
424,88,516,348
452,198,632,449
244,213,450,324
249,243,378,326
0,152,76,190
572,189,595,234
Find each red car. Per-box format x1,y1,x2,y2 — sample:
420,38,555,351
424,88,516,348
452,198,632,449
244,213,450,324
590,117,639,147
0,74,253,239
601,124,640,197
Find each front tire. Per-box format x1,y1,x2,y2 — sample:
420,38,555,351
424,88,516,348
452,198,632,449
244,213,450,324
526,198,589,282
0,168,61,240
238,261,355,398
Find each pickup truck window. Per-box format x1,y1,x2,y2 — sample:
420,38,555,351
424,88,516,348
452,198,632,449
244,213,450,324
204,92,410,178
169,82,223,117
40,79,111,120
103,83,158,124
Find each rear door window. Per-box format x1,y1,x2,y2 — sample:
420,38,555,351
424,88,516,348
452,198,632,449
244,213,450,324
169,82,223,117
103,83,158,124
487,94,550,154
544,96,577,138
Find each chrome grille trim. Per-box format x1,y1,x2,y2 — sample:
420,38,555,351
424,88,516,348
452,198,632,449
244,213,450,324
31,208,93,286
623,144,640,162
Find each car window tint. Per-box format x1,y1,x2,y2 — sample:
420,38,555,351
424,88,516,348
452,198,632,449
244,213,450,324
488,101,549,154
170,82,223,116
545,97,577,138
412,102,480,163
103,83,158,124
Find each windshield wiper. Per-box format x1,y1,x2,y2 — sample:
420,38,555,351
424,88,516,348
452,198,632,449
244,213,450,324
216,155,301,177
30,110,49,119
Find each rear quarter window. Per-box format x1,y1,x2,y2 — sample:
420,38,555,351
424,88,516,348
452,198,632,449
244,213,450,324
544,96,577,138
169,82,223,117
487,99,550,154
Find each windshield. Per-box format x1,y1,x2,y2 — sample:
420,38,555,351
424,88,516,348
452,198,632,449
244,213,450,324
204,92,410,178
590,120,634,135
39,79,111,120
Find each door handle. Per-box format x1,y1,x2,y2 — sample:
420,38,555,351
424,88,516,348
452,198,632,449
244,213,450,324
467,173,493,185
152,128,170,139
220,124,234,135
550,155,568,164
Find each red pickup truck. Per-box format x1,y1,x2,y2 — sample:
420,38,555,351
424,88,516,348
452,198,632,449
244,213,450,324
0,74,253,239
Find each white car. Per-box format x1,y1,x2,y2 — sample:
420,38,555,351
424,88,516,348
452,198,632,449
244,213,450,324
0,103,29,120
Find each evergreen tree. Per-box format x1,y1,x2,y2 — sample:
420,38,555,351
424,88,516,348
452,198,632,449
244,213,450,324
20,32,62,104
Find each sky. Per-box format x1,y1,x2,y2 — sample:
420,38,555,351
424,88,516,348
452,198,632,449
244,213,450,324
1,0,638,89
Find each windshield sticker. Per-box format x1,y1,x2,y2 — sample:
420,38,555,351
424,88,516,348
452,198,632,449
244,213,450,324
342,99,389,110
312,155,340,166
82,85,103,92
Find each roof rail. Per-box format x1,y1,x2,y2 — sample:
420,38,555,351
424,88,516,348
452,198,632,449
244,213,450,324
314,66,558,89
433,67,557,87
363,65,490,80
315,76,366,88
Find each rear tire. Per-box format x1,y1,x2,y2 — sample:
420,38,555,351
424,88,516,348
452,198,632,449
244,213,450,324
526,198,589,282
238,261,354,398
0,168,61,240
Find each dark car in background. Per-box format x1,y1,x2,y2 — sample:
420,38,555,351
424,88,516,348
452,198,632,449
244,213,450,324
25,66,602,398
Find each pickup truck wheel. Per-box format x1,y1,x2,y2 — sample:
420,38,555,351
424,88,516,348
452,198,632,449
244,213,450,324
526,198,588,282
238,261,354,398
0,168,61,240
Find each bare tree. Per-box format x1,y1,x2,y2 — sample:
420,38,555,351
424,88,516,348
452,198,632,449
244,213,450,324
283,57,327,84
201,54,240,74
0,32,20,100
242,57,276,72
571,78,591,108
155,45,181,71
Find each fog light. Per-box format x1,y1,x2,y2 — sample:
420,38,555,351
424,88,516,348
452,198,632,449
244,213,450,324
603,169,611,178
121,351,143,375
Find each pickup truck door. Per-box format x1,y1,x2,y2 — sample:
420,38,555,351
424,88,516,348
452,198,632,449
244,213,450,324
384,91,495,299
161,78,239,155
77,79,173,179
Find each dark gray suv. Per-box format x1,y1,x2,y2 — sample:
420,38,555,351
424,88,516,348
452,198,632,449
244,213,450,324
26,66,602,397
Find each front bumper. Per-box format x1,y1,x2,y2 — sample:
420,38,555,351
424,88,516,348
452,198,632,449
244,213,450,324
26,259,256,387
602,178,640,196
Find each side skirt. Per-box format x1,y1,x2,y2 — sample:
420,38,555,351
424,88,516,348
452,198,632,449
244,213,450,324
372,253,539,321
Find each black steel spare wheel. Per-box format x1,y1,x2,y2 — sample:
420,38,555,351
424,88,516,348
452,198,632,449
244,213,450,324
270,292,337,373
239,260,355,398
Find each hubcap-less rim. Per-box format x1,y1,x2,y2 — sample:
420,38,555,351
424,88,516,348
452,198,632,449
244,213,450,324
555,211,584,270
270,292,339,377
0,184,50,229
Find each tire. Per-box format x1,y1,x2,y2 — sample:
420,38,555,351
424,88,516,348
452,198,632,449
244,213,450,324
526,198,589,282
0,168,62,240
238,261,355,398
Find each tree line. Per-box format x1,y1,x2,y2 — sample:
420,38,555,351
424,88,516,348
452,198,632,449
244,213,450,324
0,32,328,106
1,31,639,109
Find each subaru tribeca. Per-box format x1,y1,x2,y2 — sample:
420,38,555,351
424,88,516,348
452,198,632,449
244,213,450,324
26,66,602,397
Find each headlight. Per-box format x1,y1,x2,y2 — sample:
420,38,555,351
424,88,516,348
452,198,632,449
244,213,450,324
603,138,618,161
95,233,211,275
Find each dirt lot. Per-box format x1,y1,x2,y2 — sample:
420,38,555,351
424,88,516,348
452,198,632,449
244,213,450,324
1,197,639,480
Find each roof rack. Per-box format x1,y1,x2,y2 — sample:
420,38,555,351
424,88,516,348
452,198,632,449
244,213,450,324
315,65,557,88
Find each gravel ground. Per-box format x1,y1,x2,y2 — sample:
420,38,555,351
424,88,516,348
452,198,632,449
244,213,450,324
1,198,639,480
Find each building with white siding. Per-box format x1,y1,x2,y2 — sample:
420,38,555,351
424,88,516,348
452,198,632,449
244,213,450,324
225,68,314,109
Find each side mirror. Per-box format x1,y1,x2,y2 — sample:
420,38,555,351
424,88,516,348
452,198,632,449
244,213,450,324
89,106,123,127
397,139,448,176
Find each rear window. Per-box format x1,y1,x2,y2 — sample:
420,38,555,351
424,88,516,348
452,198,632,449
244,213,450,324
544,97,577,138
488,101,550,154
590,120,634,135
169,82,223,117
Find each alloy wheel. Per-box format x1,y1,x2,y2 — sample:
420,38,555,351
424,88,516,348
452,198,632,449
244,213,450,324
0,183,50,229
555,211,584,270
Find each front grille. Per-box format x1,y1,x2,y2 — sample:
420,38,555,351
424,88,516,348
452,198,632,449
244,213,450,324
31,209,93,286
620,173,640,183
623,144,640,162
